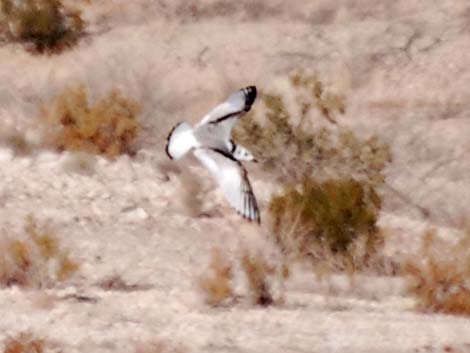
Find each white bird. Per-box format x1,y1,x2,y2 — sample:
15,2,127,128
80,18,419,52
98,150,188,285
165,86,260,223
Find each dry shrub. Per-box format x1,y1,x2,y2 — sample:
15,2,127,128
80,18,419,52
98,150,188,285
198,247,234,306
3,332,49,353
198,247,284,306
240,248,277,306
0,215,79,288
233,70,388,185
0,0,84,53
269,177,384,272
403,228,470,316
2,130,31,156
234,70,390,274
40,85,140,158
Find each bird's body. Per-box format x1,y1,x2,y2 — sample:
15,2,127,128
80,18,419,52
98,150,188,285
165,86,260,223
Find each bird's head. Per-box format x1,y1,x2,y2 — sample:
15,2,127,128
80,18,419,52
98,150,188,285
233,145,257,162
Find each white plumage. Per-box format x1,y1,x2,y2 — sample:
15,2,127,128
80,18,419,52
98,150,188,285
165,86,260,223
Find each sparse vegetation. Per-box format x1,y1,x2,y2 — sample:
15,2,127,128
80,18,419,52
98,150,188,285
403,228,470,316
3,332,49,353
268,178,383,271
234,70,390,273
233,70,390,185
40,85,141,158
198,247,234,306
2,130,31,156
198,247,282,306
0,215,79,288
240,248,276,306
0,0,84,53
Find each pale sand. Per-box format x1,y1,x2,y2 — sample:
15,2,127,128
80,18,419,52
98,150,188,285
0,1,470,352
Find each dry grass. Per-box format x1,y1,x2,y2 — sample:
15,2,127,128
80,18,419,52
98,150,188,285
198,247,283,306
240,248,276,306
198,247,234,306
403,228,470,316
40,85,140,158
3,332,48,353
0,0,84,54
0,215,79,288
1,130,32,156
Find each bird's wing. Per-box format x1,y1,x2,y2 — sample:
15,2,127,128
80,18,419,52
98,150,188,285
193,147,260,223
194,86,257,144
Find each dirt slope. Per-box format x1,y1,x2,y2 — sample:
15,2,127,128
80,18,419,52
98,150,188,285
1,1,470,352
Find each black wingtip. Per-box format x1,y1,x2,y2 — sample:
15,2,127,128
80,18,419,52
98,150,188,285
165,122,183,160
238,211,261,224
250,214,262,225
242,86,257,112
165,144,173,160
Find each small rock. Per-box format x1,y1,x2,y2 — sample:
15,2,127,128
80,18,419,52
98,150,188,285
122,207,149,222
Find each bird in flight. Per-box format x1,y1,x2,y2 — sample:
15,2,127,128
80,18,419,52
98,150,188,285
165,86,260,223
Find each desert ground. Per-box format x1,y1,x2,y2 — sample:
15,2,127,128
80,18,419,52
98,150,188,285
1,0,470,352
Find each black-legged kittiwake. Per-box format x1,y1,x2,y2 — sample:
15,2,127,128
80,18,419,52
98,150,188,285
165,86,260,223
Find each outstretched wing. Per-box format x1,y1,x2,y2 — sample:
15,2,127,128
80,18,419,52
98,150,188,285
194,86,257,145
193,147,260,223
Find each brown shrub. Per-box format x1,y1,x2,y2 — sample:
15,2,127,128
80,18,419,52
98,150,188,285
0,0,84,53
268,177,386,275
240,248,276,306
198,247,234,306
3,332,47,353
40,85,141,158
403,228,470,316
0,215,79,288
198,247,283,306
2,131,31,156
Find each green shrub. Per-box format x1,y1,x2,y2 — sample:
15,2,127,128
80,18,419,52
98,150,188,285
269,177,382,270
234,71,389,272
0,0,84,53
40,85,141,158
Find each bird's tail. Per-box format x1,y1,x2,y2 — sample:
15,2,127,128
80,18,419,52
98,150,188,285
165,122,196,160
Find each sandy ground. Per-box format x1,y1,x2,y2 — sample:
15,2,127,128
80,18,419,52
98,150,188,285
1,1,470,352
